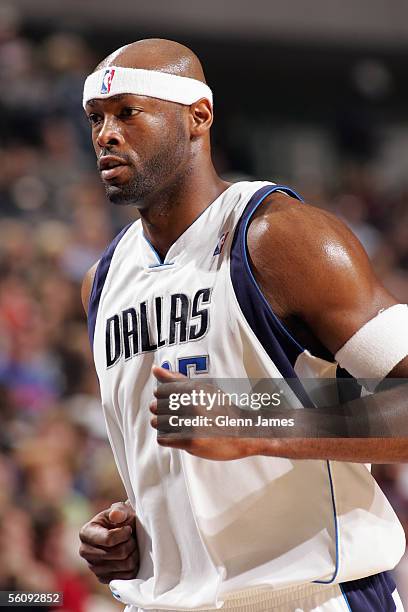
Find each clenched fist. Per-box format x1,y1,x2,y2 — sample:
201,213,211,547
79,501,139,583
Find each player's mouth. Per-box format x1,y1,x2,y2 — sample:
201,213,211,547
98,155,130,181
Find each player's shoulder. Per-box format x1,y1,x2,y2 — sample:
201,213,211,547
248,190,367,267
80,220,139,317
81,261,100,317
251,190,350,239
246,189,377,315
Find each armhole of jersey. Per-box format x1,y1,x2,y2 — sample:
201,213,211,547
336,366,364,402
88,223,133,350
230,184,315,407
230,185,341,582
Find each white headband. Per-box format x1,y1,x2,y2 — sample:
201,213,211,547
83,66,213,108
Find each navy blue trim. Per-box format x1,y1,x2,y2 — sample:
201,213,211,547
314,460,340,584
341,585,353,612
148,262,175,269
336,366,364,403
340,572,397,611
143,232,164,265
88,223,133,348
230,184,313,408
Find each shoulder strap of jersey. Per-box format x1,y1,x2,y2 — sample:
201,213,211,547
230,184,315,407
88,223,133,349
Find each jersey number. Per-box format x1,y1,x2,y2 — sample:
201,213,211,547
161,356,209,376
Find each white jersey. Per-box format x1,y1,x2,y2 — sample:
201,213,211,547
89,181,405,611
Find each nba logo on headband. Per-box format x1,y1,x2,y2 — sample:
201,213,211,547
101,69,116,94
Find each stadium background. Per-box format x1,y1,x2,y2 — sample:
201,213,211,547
1,1,408,609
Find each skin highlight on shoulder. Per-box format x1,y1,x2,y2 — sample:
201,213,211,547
247,191,377,309
246,192,397,355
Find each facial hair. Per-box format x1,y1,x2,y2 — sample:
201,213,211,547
105,117,187,207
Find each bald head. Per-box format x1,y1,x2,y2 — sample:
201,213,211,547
95,38,207,83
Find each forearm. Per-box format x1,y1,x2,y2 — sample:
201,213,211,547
154,372,408,462
253,382,408,462
256,437,408,463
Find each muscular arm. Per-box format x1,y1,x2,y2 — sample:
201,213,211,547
79,265,140,580
246,193,408,462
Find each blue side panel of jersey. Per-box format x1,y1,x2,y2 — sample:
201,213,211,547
88,223,133,349
230,184,314,408
341,571,397,611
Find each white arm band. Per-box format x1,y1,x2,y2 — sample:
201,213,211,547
335,303,408,391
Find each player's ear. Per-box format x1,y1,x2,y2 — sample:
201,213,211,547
189,98,213,137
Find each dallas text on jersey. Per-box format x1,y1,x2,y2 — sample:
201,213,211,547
105,288,212,368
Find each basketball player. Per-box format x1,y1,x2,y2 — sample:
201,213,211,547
78,39,408,611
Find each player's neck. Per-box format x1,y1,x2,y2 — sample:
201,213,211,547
139,163,230,260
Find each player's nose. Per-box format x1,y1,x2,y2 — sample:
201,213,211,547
96,116,125,149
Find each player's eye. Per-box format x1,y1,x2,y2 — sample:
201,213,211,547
119,107,142,118
88,113,102,126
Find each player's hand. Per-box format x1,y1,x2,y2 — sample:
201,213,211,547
79,501,139,583
150,366,262,460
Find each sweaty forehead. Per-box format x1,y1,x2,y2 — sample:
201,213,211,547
96,40,206,82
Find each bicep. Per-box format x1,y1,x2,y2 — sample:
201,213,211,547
301,249,398,357
248,201,401,356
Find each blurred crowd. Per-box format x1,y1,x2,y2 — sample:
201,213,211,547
1,5,408,610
